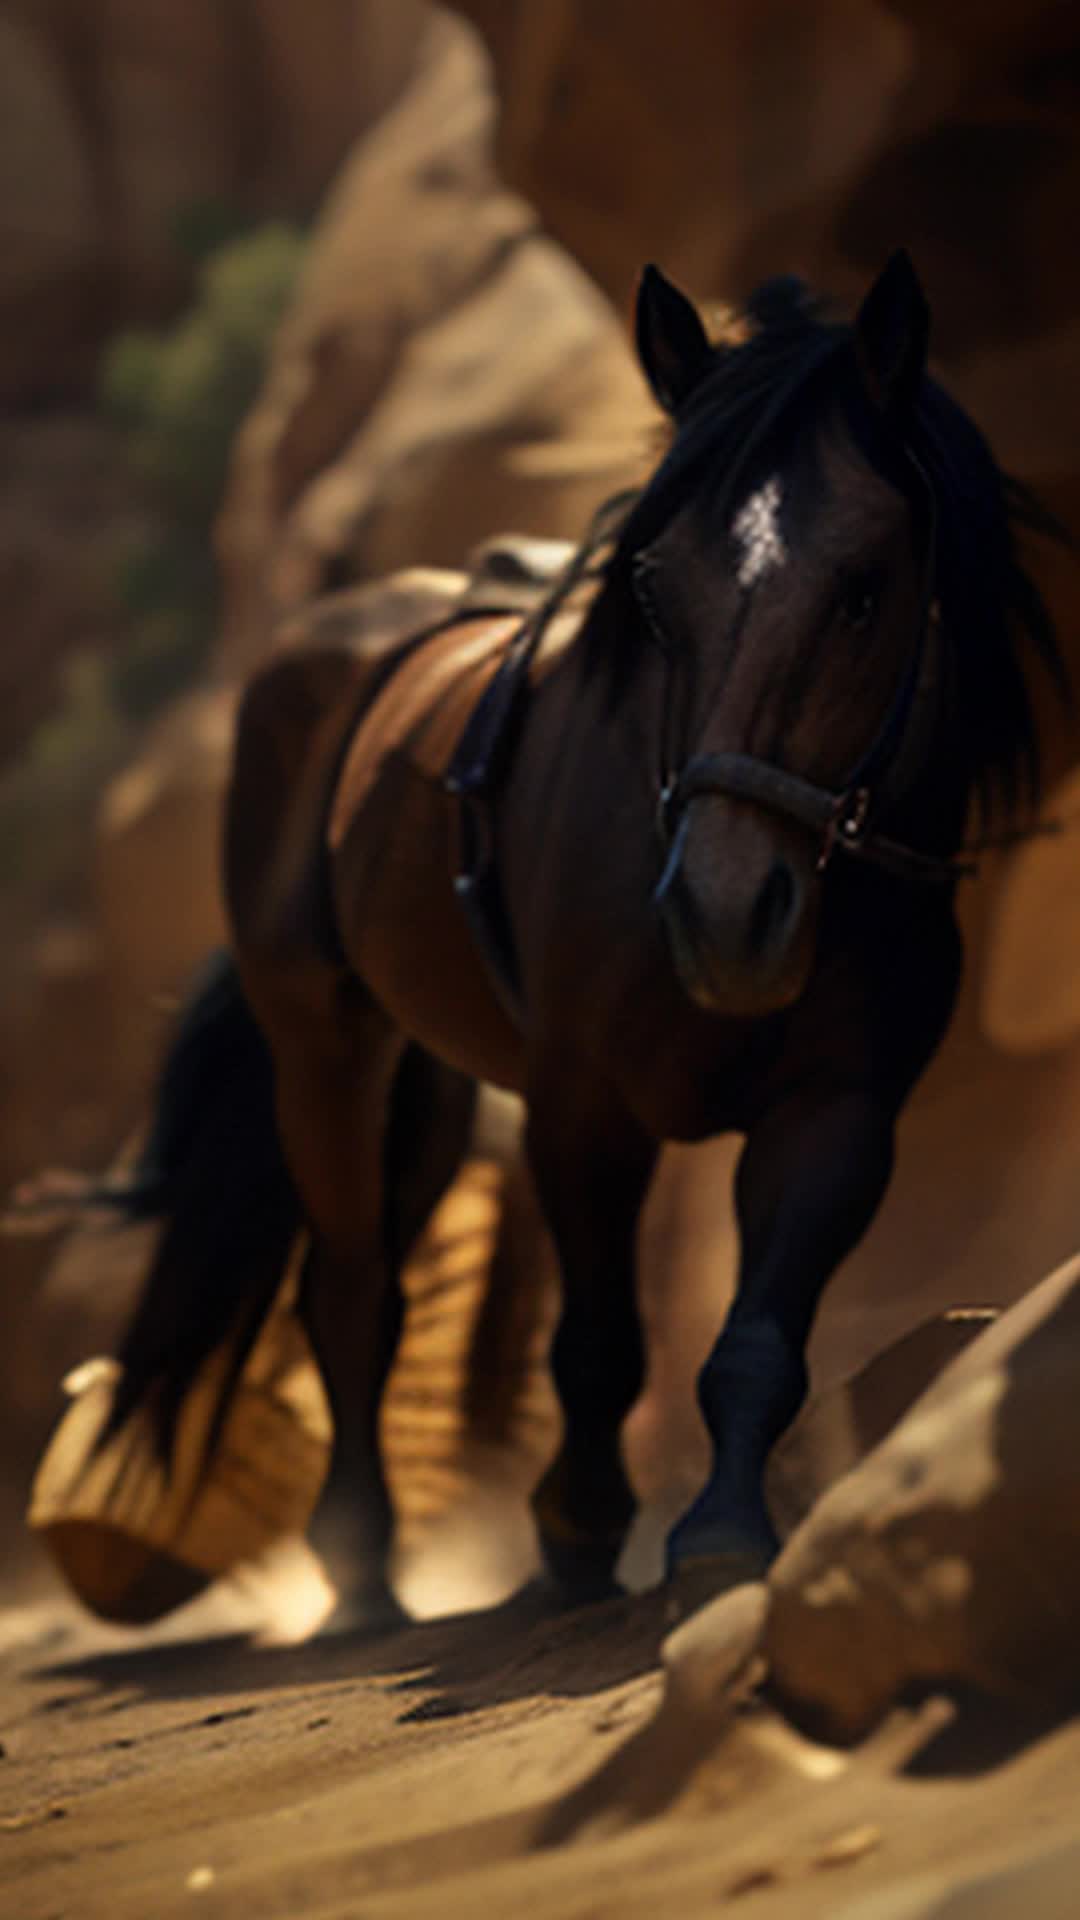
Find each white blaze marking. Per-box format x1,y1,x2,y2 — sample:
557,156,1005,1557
732,475,786,589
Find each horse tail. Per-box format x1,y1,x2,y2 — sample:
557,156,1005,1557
100,947,302,1459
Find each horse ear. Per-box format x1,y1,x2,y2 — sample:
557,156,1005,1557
635,264,712,413
853,250,930,420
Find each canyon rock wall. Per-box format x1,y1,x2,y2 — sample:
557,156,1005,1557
0,0,429,403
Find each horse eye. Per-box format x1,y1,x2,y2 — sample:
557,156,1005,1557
838,572,881,631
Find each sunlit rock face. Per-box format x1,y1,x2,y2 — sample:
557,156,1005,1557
766,1255,1080,1738
212,8,652,670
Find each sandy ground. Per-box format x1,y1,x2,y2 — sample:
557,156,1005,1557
4,1558,1080,1920
6,1155,1080,1920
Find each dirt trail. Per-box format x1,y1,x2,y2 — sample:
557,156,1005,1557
4,1573,1080,1920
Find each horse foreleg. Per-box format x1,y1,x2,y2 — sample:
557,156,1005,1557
525,1090,657,1601
666,1089,895,1595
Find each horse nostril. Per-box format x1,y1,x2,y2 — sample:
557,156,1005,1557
747,861,796,960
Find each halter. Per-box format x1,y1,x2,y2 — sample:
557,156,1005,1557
443,442,1061,1024
635,444,978,892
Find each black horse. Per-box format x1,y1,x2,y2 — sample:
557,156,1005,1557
93,252,1066,1618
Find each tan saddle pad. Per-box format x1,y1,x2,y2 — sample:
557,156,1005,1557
327,595,587,848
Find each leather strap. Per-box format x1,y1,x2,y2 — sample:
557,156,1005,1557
659,751,974,886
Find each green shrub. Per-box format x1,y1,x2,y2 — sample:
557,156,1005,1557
101,217,306,720
0,215,306,899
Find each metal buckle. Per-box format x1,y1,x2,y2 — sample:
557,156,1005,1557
817,786,871,873
656,779,676,843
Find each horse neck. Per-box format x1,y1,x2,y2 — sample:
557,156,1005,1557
876,618,975,859
502,566,662,906
570,564,663,777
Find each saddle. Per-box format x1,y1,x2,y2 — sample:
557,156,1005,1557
327,539,587,829
311,532,598,1019
271,532,577,667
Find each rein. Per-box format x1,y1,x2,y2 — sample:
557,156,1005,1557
444,492,636,1024
445,491,635,800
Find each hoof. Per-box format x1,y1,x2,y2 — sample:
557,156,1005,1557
532,1464,631,1608
316,1577,408,1638
664,1547,773,1626
537,1526,625,1608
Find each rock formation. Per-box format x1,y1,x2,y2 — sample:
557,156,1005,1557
214,6,652,669
450,2,1080,469
766,1252,1080,1736
0,0,430,403
661,1256,1080,1741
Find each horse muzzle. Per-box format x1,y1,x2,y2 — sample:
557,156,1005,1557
654,802,818,1016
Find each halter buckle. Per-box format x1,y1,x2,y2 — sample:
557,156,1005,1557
817,786,872,873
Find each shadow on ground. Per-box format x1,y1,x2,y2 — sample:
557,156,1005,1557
26,1583,672,1724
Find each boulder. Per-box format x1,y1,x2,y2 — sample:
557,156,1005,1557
765,1254,1080,1738
765,1308,997,1539
835,1837,1080,1920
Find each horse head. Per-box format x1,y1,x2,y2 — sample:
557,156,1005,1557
630,254,947,1016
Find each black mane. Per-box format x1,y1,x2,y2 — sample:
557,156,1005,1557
594,274,1068,826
